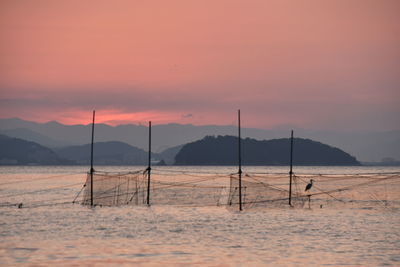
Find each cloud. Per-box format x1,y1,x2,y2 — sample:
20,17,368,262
182,114,193,118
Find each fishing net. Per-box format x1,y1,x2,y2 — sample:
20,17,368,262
82,170,400,210
149,178,227,206
227,172,400,210
227,173,307,210
82,171,147,206
291,173,400,209
82,169,230,207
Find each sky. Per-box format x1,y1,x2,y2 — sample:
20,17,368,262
0,0,399,131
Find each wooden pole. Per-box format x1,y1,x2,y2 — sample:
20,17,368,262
135,178,138,205
147,121,152,206
238,110,242,211
289,130,293,206
90,110,95,206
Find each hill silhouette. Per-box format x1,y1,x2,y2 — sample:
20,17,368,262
0,134,71,165
55,141,160,165
174,135,360,166
1,117,399,162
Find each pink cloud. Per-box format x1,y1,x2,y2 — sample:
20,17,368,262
0,0,399,130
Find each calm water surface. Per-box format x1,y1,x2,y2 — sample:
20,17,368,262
0,166,399,266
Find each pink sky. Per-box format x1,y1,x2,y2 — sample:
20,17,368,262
0,0,399,130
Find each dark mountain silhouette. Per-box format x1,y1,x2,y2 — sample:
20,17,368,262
0,133,361,166
158,144,184,165
0,134,71,165
0,118,398,162
55,141,160,165
174,135,360,166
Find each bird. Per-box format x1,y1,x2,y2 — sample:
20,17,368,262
305,179,314,192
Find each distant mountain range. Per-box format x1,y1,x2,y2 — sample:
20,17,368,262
54,141,160,165
175,136,360,166
0,133,365,166
0,117,399,162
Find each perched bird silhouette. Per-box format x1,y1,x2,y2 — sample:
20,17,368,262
305,179,314,192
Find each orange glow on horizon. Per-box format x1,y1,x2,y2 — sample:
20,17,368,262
11,109,187,126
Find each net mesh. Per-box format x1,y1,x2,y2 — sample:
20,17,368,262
228,174,307,210
82,171,147,206
82,170,230,207
82,170,400,210
292,173,400,209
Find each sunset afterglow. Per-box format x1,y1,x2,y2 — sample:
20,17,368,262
1,0,399,130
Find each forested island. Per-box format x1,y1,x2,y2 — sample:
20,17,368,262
174,135,360,166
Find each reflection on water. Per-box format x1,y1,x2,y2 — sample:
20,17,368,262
0,166,399,266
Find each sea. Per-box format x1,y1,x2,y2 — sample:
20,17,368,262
0,165,399,266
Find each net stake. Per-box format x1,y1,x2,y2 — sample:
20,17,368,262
147,121,152,206
289,130,294,206
90,110,95,206
238,110,242,211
